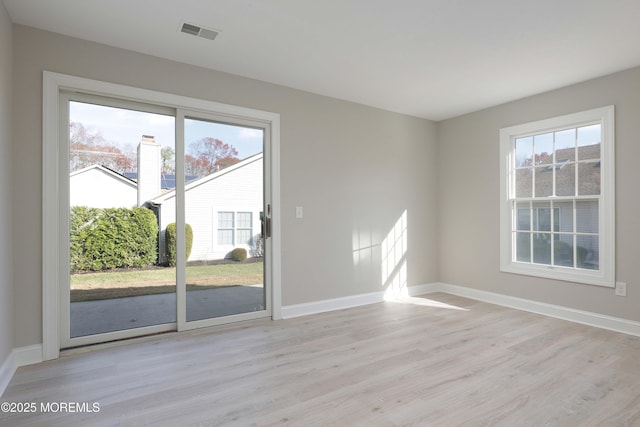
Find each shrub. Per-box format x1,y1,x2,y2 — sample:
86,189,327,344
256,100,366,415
70,206,158,272
231,247,247,262
165,222,193,267
250,234,264,258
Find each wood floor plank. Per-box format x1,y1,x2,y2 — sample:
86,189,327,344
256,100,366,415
2,293,640,426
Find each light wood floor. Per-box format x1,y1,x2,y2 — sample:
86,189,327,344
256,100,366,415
3,293,640,426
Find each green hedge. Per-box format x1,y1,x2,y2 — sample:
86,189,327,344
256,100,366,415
165,222,193,267
70,206,158,272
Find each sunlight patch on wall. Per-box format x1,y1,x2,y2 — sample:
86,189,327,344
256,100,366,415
382,210,408,300
352,217,382,288
352,218,376,267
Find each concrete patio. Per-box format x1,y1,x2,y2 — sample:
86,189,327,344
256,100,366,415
70,285,265,338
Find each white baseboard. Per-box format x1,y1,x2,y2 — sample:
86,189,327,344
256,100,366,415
281,291,384,319
415,282,640,337
0,344,43,398
407,283,443,296
14,345,43,367
280,283,457,319
283,282,640,337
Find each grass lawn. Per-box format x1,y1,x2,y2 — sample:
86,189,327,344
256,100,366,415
71,260,263,302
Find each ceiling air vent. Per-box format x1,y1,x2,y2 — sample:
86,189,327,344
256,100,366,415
180,22,219,41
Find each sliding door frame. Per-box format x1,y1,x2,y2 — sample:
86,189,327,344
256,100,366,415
43,71,281,360
59,92,178,349
176,108,273,330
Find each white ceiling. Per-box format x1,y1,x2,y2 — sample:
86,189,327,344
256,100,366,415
4,0,640,121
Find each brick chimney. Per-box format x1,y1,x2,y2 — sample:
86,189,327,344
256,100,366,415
137,135,161,206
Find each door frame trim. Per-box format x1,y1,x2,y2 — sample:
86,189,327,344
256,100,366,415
43,71,282,360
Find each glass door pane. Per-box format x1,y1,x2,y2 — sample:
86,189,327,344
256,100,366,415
181,117,266,322
68,99,176,340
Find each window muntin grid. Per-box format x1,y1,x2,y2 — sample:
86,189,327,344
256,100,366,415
218,211,234,245
511,124,601,271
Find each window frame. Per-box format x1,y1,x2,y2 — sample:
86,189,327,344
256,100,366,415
42,71,283,360
499,106,615,287
217,211,235,245
217,211,253,246
236,211,253,245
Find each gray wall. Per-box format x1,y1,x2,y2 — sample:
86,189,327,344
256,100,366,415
437,66,640,321
0,3,14,365
12,25,439,348
11,20,639,352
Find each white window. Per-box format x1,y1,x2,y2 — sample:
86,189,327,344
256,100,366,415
218,212,234,245
499,106,615,287
236,212,253,245
217,211,253,245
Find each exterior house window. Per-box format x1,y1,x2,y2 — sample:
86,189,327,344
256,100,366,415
217,211,253,245
236,212,253,245
218,212,234,245
500,106,615,287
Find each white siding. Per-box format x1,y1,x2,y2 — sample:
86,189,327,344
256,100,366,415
70,167,137,208
157,155,263,263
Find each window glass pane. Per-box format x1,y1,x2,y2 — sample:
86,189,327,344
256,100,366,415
576,235,599,270
218,229,233,245
577,124,601,146
534,166,552,197
554,235,574,267
532,233,552,265
577,124,601,161
515,136,533,167
578,143,601,161
236,212,253,245
555,201,573,233
515,168,532,198
554,129,575,161
516,232,531,262
68,101,177,338
236,229,252,245
237,212,252,228
532,202,551,231
516,202,530,231
555,162,575,196
577,162,600,195
218,212,234,245
553,208,560,233
218,212,234,228
534,133,553,165
576,200,598,233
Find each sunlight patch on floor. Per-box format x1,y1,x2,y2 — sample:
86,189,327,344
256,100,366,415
387,296,469,311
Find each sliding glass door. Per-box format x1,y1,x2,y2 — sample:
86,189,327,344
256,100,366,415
181,116,266,324
63,95,177,347
60,94,272,348
177,111,271,329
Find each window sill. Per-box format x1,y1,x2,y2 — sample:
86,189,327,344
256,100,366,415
500,262,614,288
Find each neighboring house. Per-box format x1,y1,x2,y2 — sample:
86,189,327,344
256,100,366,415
515,142,600,267
70,135,263,263
123,173,198,190
70,164,137,208
148,152,263,264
